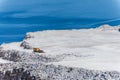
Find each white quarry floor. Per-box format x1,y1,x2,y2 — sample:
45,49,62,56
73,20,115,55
0,58,12,63
1,25,120,71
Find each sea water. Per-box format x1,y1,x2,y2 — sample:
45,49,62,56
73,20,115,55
0,0,120,44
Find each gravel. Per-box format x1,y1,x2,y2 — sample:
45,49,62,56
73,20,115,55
1,28,120,80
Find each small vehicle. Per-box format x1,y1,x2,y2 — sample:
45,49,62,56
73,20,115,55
33,48,45,53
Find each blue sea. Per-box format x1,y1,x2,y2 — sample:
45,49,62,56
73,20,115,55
0,0,120,44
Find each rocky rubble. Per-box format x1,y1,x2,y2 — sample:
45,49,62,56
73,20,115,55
1,26,120,80
0,50,21,62
20,41,33,49
24,33,34,40
0,49,59,63
0,63,120,80
0,67,36,80
0,49,92,63
97,24,120,31
1,48,120,80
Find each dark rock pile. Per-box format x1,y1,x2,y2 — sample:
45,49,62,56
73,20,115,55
20,41,32,49
24,33,34,39
0,50,21,62
0,68,36,80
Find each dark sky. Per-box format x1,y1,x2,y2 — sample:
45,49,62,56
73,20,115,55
0,0,120,19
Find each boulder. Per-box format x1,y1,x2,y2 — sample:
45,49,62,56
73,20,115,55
20,41,32,49
25,34,34,39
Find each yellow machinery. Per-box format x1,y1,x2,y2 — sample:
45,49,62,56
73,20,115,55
33,48,44,53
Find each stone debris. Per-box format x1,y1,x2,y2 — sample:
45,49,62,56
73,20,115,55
20,41,32,49
97,24,120,31
0,49,120,80
0,63,119,80
1,27,120,80
0,50,21,62
0,67,36,80
24,33,34,39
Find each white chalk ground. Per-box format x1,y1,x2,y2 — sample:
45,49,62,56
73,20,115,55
0,58,12,63
1,24,120,71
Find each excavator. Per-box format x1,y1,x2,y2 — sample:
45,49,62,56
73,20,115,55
33,48,45,53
